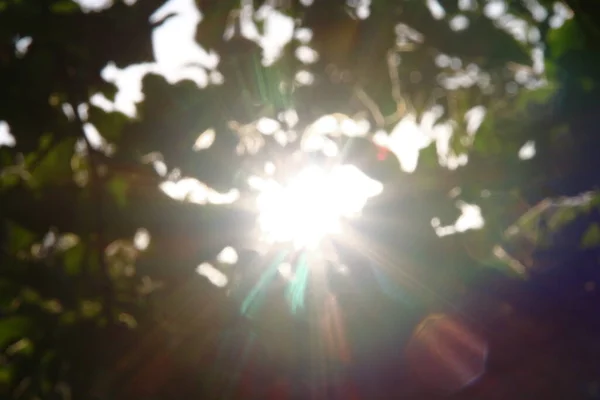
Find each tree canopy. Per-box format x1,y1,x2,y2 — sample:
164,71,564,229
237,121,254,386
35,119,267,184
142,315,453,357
2,0,600,398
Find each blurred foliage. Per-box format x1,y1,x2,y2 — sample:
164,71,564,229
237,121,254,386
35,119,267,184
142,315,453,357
1,0,600,398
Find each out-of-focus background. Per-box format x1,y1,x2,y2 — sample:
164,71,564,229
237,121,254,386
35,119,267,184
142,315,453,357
2,0,600,398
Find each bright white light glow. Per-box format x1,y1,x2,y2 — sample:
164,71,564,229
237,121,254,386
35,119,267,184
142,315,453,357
255,164,382,248
133,228,151,250
160,177,240,204
216,246,239,264
193,128,216,151
518,140,536,160
433,202,484,236
0,121,15,148
196,262,228,287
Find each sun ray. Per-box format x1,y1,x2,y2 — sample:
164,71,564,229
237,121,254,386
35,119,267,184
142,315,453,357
241,250,288,317
285,252,310,313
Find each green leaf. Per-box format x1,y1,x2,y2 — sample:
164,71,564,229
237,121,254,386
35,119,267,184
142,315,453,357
483,253,529,280
39,133,53,151
0,171,19,190
516,83,558,109
30,138,77,187
63,243,85,275
107,176,128,208
6,338,34,356
117,312,137,329
21,288,41,304
50,0,80,13
5,221,36,253
0,316,32,348
547,207,578,231
547,19,585,60
0,366,14,385
80,300,102,318
582,224,600,249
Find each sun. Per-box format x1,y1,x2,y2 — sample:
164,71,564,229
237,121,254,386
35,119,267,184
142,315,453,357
254,164,383,249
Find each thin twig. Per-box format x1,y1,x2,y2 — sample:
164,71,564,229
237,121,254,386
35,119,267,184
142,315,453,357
387,49,407,118
354,87,385,129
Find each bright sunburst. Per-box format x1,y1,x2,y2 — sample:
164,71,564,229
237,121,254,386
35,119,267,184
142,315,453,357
239,161,384,317
253,164,383,249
